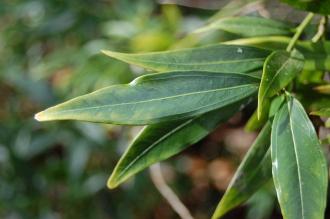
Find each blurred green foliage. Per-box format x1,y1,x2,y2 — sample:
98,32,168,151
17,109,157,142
0,1,199,218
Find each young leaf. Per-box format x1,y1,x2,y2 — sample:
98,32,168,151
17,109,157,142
35,71,259,125
280,0,330,15
311,108,330,117
212,122,272,219
271,95,328,219
258,50,304,118
195,16,293,37
102,44,270,73
108,101,244,188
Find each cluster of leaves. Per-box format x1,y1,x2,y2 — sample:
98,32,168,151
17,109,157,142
1,0,200,218
32,0,330,219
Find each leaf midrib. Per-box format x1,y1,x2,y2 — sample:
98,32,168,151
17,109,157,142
45,84,257,115
287,101,305,219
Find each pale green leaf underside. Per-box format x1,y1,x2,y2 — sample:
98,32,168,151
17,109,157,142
271,96,328,219
212,122,272,219
102,44,270,73
35,71,259,125
196,16,292,37
108,101,244,188
258,50,304,118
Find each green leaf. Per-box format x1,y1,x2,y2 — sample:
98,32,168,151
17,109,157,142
212,122,272,219
102,44,270,73
108,101,243,188
271,95,328,219
35,71,259,125
268,95,285,119
258,50,304,118
245,101,270,132
311,108,330,117
280,0,330,15
226,37,330,72
196,16,293,37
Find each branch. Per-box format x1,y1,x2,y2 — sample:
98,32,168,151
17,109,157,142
149,163,194,219
286,12,314,52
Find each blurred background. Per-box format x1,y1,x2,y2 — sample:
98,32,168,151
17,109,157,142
0,0,328,219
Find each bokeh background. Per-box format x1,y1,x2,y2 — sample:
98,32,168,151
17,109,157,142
0,0,328,219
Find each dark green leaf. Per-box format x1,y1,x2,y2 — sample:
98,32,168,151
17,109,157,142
268,95,285,119
196,16,293,37
271,95,328,219
258,50,304,118
212,122,272,219
35,71,259,125
280,0,330,15
226,37,330,72
102,44,270,73
108,101,243,188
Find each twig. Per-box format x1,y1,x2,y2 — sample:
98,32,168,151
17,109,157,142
286,12,314,52
312,16,327,43
240,1,270,18
149,163,194,219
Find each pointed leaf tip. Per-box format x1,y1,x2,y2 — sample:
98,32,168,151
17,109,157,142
34,111,44,121
107,177,118,189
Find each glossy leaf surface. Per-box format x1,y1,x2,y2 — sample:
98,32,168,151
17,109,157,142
271,96,328,219
102,44,270,73
226,37,330,72
108,101,243,188
35,71,259,125
212,122,272,219
258,50,304,118
280,0,330,15
196,16,292,37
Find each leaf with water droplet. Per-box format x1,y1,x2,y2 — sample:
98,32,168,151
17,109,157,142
102,44,270,73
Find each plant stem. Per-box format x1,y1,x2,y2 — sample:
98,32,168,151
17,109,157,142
312,16,328,43
286,12,314,52
149,163,194,219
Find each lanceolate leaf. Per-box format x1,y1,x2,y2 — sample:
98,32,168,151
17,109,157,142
102,44,270,73
258,50,304,118
212,122,272,219
311,108,330,117
108,101,244,188
195,16,293,37
271,95,328,219
280,0,330,15
35,71,259,125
